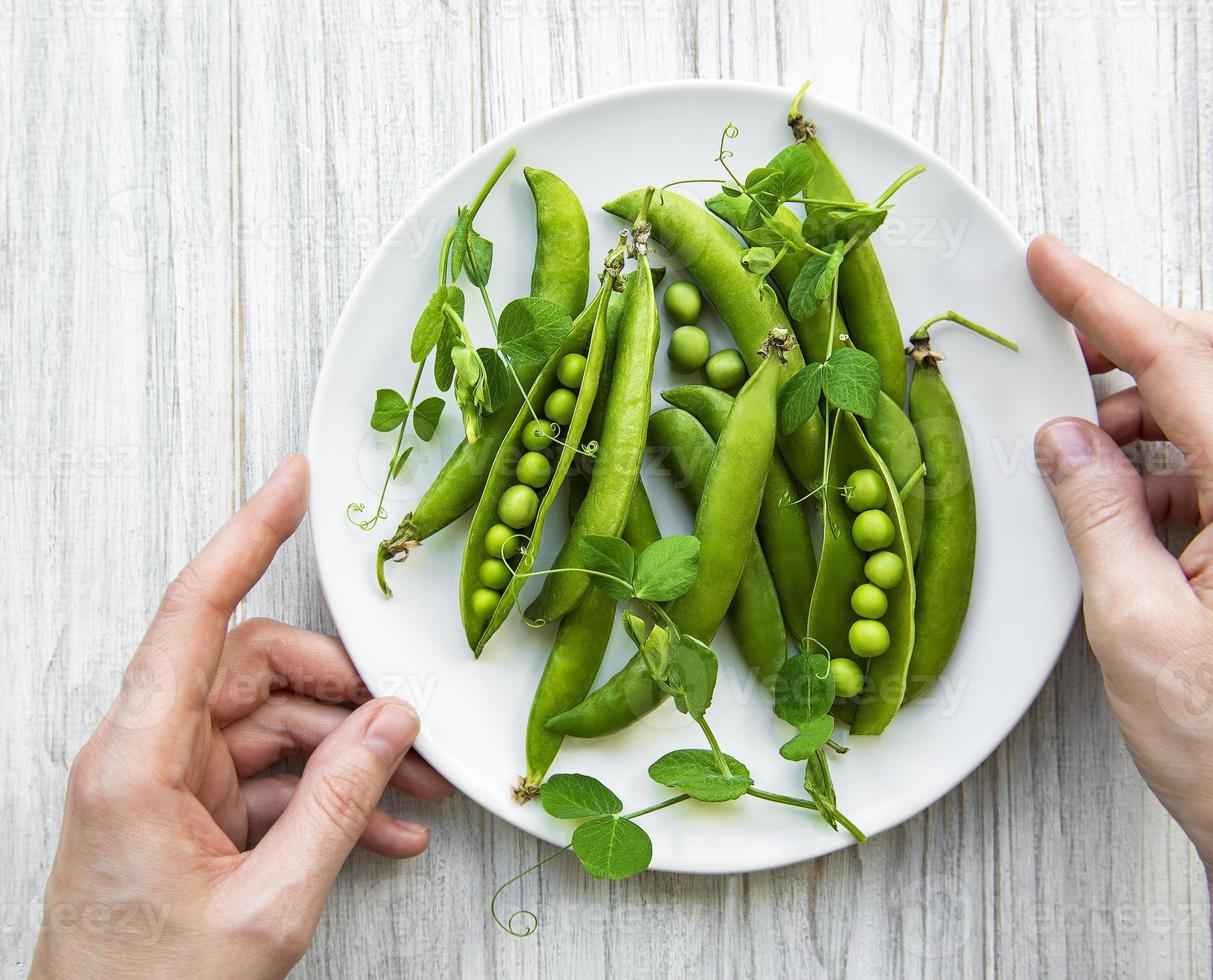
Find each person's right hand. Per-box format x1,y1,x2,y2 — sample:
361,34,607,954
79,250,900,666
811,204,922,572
1029,235,1213,873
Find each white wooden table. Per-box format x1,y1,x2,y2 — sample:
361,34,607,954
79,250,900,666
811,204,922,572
5,1,1211,976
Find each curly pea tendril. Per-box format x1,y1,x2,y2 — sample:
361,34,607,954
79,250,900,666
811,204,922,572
490,846,571,937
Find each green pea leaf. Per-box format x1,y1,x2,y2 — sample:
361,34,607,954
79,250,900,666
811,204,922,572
370,388,409,432
410,286,447,363
632,535,700,601
647,749,753,803
803,205,887,253
720,182,744,198
432,289,465,392
622,611,647,649
779,715,836,761
640,624,671,682
649,265,667,288
787,241,845,320
570,815,652,880
449,206,471,281
739,200,790,248
666,633,718,719
739,246,778,276
578,535,635,599
478,347,510,413
498,297,575,366
743,165,779,196
804,749,839,826
411,396,444,442
777,362,825,436
464,228,493,287
389,445,413,480
774,653,835,727
540,773,622,819
821,347,881,419
763,142,815,204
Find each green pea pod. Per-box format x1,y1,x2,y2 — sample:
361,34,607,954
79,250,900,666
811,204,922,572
903,358,975,701
863,391,925,559
808,412,916,735
519,476,662,793
661,384,816,638
602,189,825,490
380,169,594,569
705,192,848,366
524,167,590,317
801,135,907,406
459,286,609,656
548,352,787,738
523,257,659,626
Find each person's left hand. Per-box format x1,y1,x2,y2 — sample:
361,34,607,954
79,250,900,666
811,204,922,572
30,454,452,979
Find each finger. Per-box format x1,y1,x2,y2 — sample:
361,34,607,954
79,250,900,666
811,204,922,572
241,773,428,858
239,698,422,912
224,692,453,799
210,619,369,726
1180,525,1213,601
121,455,310,732
1035,418,1187,621
1027,236,1213,519
1164,307,1213,342
1077,330,1119,375
1143,473,1203,528
1098,387,1168,445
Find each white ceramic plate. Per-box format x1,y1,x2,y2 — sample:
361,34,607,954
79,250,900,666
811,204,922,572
308,80,1094,874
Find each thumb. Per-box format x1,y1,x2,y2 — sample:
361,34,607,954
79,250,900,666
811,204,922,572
1035,417,1179,615
241,697,421,914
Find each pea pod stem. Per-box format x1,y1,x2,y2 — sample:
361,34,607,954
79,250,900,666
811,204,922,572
909,311,1019,352
898,463,927,501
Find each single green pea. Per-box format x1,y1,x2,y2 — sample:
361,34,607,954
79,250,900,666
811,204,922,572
864,550,905,589
544,388,577,426
667,325,711,372
851,582,889,619
498,484,539,529
704,348,747,391
845,468,887,513
556,352,587,389
852,509,895,551
830,657,865,699
522,418,557,451
663,280,703,324
479,557,512,590
470,587,500,620
848,619,891,658
516,450,552,488
484,522,521,560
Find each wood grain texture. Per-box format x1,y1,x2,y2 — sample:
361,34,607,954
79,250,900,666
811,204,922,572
3,0,1210,976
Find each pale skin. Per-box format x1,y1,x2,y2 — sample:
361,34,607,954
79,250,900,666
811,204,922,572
31,237,1213,976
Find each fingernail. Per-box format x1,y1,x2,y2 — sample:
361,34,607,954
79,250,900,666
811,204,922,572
1036,420,1095,486
364,700,419,766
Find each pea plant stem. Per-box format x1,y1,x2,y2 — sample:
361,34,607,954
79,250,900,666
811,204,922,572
622,794,690,820
910,311,1020,351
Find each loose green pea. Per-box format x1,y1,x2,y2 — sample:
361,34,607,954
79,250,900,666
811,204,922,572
479,558,512,590
484,523,521,560
852,509,895,551
498,484,539,529
522,419,556,451
849,619,891,658
544,388,577,426
516,451,552,488
470,587,500,620
663,280,703,324
864,550,905,589
830,658,865,698
705,349,746,391
851,583,889,619
667,325,711,372
557,352,587,389
845,468,887,512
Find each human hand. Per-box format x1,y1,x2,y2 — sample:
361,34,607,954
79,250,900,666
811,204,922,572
1029,235,1213,872
30,454,452,979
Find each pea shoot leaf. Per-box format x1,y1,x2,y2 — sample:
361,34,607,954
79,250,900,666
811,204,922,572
432,290,466,392
640,625,671,681
647,749,753,803
411,396,444,442
788,241,845,320
821,347,881,419
578,535,635,599
478,347,510,413
762,142,815,204
779,715,836,761
774,653,835,727
570,816,652,880
540,773,622,819
410,286,447,363
804,750,839,825
739,246,778,276
777,362,825,436
632,535,700,601
666,633,718,718
720,182,744,198
389,445,413,480
803,205,887,252
449,207,471,281
739,200,791,248
464,228,493,287
622,611,647,649
498,297,574,366
370,388,409,432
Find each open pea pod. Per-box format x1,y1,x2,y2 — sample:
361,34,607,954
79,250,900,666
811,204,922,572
807,411,916,735
459,286,610,656
863,391,925,559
